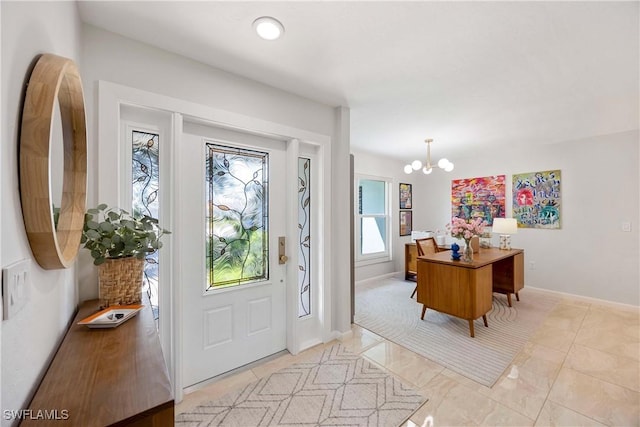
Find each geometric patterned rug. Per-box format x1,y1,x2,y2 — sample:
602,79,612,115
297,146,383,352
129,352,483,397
355,277,559,388
175,344,427,426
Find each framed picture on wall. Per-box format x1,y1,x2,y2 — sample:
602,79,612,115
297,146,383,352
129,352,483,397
451,175,505,225
399,183,412,209
513,170,561,229
400,211,412,236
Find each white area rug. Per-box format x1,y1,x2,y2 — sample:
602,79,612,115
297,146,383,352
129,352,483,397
355,278,559,387
176,344,426,426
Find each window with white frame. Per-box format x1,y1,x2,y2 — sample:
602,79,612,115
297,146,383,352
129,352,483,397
355,176,391,264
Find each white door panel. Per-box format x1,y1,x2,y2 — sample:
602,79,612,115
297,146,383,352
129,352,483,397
179,122,287,387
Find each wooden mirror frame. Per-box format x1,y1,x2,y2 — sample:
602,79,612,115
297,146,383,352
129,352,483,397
20,54,87,269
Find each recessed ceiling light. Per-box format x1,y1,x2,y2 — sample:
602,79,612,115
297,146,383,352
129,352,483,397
253,16,285,41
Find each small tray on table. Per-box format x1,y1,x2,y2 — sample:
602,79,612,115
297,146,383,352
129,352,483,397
78,304,143,329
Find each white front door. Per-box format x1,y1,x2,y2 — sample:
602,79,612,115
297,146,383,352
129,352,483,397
178,121,287,387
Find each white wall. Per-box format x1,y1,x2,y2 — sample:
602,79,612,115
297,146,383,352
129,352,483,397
332,107,352,333
79,24,340,300
80,24,334,149
352,149,425,282
1,1,82,422
413,130,639,306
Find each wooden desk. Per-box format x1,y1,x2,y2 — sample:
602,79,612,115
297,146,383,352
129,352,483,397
23,298,174,426
417,248,524,337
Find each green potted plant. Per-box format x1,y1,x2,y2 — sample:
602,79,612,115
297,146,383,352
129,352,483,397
81,204,170,307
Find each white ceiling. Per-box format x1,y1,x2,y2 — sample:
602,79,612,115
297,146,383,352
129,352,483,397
78,1,639,163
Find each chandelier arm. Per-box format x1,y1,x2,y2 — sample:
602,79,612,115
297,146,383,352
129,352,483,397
405,138,451,174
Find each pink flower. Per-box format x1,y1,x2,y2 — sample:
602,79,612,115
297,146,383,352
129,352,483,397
448,217,487,240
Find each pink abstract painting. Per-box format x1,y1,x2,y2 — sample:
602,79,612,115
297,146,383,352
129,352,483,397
451,175,506,225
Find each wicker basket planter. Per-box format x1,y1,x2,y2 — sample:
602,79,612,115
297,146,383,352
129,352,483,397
98,257,144,308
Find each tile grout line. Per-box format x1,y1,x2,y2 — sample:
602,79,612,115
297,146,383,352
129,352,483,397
531,301,591,426
454,298,569,424
564,307,640,394
457,299,584,424
358,339,444,425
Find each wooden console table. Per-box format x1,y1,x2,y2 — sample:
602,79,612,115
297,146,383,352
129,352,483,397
23,298,174,426
417,248,524,337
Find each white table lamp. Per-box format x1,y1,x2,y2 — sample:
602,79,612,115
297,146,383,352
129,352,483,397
492,218,518,250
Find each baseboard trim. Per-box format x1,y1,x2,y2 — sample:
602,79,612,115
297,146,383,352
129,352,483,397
355,274,639,312
526,286,639,312
183,349,289,394
355,271,403,287
327,329,353,342
298,338,323,353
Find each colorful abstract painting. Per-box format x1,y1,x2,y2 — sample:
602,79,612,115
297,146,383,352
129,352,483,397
513,170,561,229
451,175,506,225
399,183,412,209
399,211,412,236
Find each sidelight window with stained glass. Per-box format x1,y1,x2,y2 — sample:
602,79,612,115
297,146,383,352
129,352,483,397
298,158,311,317
132,130,160,318
206,143,269,290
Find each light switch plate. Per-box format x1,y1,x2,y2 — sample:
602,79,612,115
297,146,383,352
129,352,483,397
621,222,632,232
2,259,31,320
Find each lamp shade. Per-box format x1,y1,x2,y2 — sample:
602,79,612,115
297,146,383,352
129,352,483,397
492,218,518,234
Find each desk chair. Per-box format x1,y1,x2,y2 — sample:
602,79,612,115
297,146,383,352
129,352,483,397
411,237,444,298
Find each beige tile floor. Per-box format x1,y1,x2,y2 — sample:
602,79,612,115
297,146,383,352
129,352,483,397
177,293,640,426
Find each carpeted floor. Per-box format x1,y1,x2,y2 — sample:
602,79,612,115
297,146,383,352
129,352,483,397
176,344,427,426
355,277,559,387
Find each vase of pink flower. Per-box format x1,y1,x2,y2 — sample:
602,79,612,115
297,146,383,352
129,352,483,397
447,217,487,262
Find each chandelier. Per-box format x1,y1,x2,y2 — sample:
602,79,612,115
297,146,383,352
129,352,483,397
404,138,454,174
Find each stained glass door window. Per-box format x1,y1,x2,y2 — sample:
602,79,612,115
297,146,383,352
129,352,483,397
132,130,160,318
298,158,311,317
206,143,269,290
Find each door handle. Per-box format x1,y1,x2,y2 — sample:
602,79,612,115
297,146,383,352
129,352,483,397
278,236,287,264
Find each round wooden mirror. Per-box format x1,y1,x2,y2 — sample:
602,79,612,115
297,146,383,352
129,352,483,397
20,54,87,269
